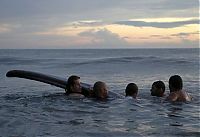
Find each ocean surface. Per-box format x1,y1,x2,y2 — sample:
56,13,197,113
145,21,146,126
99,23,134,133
0,49,199,137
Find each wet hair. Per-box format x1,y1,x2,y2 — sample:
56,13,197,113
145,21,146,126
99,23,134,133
152,81,165,92
66,75,80,94
93,81,107,99
169,75,183,90
125,83,138,97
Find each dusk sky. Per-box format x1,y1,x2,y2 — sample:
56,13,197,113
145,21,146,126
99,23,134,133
0,0,199,49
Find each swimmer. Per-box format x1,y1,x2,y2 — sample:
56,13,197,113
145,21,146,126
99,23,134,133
150,81,165,97
93,81,108,99
65,75,84,98
125,83,138,99
166,75,191,102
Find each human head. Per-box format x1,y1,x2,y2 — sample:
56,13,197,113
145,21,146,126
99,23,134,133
66,75,81,94
151,81,165,97
169,75,183,92
125,83,138,98
93,81,108,99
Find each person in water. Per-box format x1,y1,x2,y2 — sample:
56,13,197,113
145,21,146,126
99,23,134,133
166,75,191,102
150,81,165,97
125,83,138,99
93,81,108,99
65,75,84,98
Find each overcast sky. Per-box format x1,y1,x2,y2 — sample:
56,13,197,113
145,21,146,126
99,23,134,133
0,0,199,48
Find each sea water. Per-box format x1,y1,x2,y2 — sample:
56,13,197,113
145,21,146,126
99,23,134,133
0,49,199,137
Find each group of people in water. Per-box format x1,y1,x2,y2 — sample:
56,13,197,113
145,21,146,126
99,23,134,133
65,75,191,102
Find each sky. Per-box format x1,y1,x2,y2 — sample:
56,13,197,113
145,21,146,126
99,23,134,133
0,0,199,49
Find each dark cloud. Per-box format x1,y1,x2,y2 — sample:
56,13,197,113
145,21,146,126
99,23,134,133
171,32,199,39
137,32,198,40
137,35,172,40
115,19,199,28
149,35,172,39
160,0,199,10
0,1,198,34
0,0,136,22
150,35,163,38
0,0,198,48
137,37,150,40
171,33,190,37
0,0,198,21
159,36,172,39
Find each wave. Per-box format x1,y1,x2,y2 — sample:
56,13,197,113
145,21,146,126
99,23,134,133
60,56,194,67
0,55,194,67
0,57,40,65
0,57,61,65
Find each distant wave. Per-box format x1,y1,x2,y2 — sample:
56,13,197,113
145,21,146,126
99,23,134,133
0,56,194,67
67,56,145,66
60,56,194,67
0,57,60,65
0,57,39,65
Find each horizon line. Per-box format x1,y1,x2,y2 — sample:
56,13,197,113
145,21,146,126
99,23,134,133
0,47,199,50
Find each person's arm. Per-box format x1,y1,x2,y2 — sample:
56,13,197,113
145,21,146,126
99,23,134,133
166,92,178,102
82,87,94,97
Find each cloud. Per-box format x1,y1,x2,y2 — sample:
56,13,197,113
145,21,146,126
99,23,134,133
149,35,172,40
31,19,108,37
71,20,105,27
0,24,14,33
169,32,199,46
0,28,129,49
0,0,198,48
171,33,190,38
149,35,173,40
160,0,199,10
141,31,199,40
0,0,198,22
133,31,199,42
78,28,128,48
171,32,199,37
115,19,199,28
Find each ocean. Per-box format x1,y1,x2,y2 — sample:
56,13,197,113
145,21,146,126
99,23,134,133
0,49,199,137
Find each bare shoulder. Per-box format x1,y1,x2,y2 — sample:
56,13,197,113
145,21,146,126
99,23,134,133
167,90,192,102
166,92,178,102
182,90,192,101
